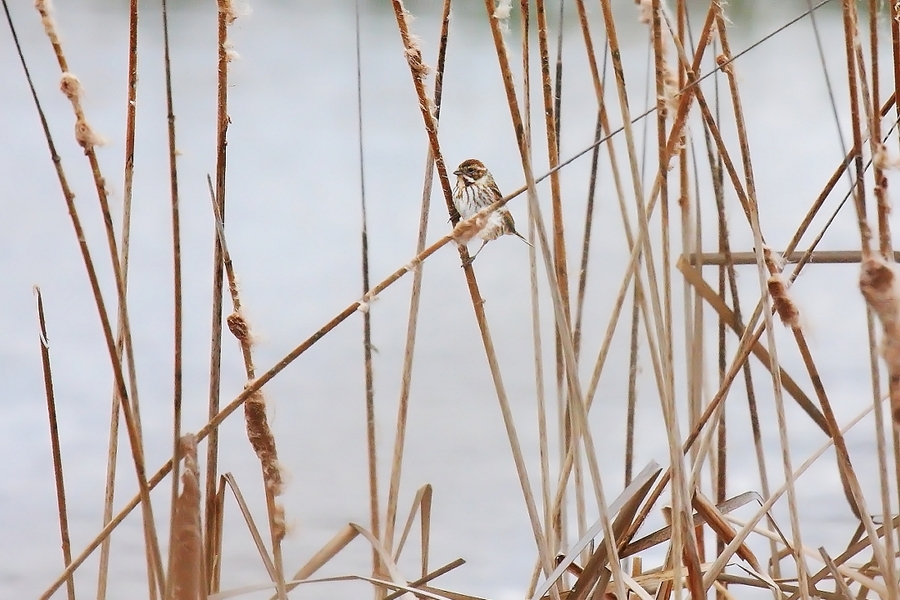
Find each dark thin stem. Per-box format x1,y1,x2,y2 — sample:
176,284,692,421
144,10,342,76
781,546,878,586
161,0,184,596
553,0,564,147
354,1,381,592
624,284,640,488
572,109,602,359
840,0,871,249
536,0,570,321
35,288,76,600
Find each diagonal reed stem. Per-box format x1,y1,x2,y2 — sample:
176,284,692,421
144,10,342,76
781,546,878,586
35,288,76,600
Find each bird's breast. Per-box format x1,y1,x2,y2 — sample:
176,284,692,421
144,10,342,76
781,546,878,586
452,184,485,219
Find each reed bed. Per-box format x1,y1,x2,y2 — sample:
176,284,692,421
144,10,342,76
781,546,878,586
5,0,900,598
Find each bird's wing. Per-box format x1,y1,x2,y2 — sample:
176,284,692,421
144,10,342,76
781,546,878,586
500,207,517,232
488,180,503,205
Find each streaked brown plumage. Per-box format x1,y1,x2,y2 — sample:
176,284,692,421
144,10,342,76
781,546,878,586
452,158,530,262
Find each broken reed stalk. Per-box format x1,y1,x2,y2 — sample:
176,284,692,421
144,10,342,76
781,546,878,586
160,0,187,595
352,1,381,589
383,0,451,556
203,0,233,587
205,178,288,600
391,0,556,585
97,0,140,595
35,288,76,600
18,2,166,593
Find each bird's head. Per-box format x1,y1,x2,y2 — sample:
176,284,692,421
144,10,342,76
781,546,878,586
454,159,489,185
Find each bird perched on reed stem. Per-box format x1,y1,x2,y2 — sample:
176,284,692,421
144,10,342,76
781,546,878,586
452,158,531,263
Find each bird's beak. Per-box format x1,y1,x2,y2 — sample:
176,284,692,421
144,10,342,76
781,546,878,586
453,169,462,176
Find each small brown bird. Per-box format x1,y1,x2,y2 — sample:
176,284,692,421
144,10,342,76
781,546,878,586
452,158,531,263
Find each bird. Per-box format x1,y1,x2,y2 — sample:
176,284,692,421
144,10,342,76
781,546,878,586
452,158,531,263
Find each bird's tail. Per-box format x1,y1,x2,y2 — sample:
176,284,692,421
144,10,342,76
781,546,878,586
512,229,534,248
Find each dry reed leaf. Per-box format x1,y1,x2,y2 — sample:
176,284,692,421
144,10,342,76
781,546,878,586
417,585,489,600
214,574,460,600
532,462,661,600
168,435,202,600
615,562,715,595
383,559,467,600
622,491,757,559
222,473,276,580
567,486,651,600
691,492,760,571
819,546,853,598
724,514,889,596
276,524,359,599
393,483,432,562
350,523,415,599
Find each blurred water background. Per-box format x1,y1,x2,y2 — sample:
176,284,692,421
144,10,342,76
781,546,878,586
1,1,897,598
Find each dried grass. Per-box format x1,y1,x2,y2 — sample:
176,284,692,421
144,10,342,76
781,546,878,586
10,0,900,599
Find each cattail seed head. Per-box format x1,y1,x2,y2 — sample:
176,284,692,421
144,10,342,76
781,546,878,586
227,312,252,346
